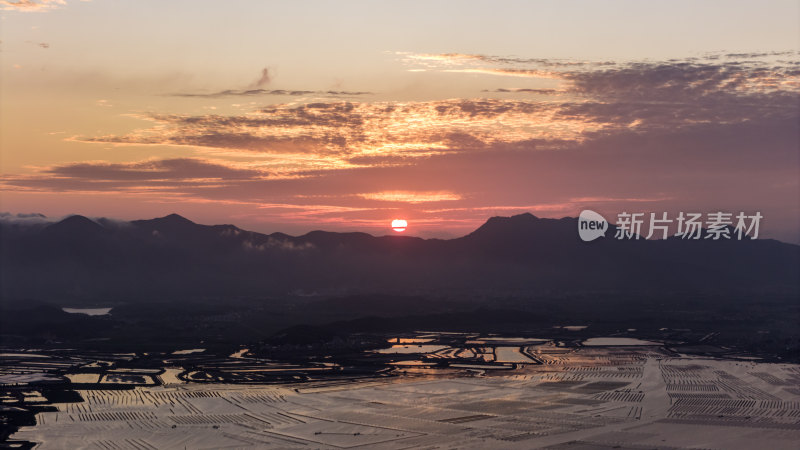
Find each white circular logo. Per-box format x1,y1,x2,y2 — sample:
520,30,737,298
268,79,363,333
578,210,608,241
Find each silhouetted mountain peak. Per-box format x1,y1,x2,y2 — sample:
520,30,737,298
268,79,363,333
43,215,105,237
467,213,571,238
491,212,538,224
158,213,195,225
132,213,196,229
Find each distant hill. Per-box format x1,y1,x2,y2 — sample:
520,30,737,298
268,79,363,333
1,213,798,302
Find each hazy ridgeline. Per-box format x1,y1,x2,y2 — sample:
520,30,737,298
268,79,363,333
2,213,797,302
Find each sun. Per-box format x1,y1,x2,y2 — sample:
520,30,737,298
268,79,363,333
391,219,407,232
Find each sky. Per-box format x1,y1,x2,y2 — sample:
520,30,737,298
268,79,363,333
1,0,799,241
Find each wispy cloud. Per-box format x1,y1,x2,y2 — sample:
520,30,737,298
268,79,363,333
0,212,51,225
170,66,375,98
25,40,50,48
402,51,800,100
398,52,616,68
486,88,562,95
443,68,560,79
250,67,271,88
74,99,582,172
3,158,269,193
358,191,462,203
171,89,374,98
1,0,65,12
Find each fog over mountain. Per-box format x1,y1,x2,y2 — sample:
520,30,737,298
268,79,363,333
2,213,797,302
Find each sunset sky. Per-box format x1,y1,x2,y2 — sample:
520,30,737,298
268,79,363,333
1,1,798,241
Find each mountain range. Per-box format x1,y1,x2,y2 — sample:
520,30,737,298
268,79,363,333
1,213,798,302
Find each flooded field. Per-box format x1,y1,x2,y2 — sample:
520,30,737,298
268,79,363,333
2,334,799,449
61,308,112,316
494,346,536,363
582,337,661,346
376,344,449,354
171,349,205,355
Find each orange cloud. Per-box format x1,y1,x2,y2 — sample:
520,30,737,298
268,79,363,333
358,191,462,203
1,0,66,11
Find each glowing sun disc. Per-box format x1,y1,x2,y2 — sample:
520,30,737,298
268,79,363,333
391,219,407,232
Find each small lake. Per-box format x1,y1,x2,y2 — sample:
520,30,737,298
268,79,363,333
62,307,112,316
